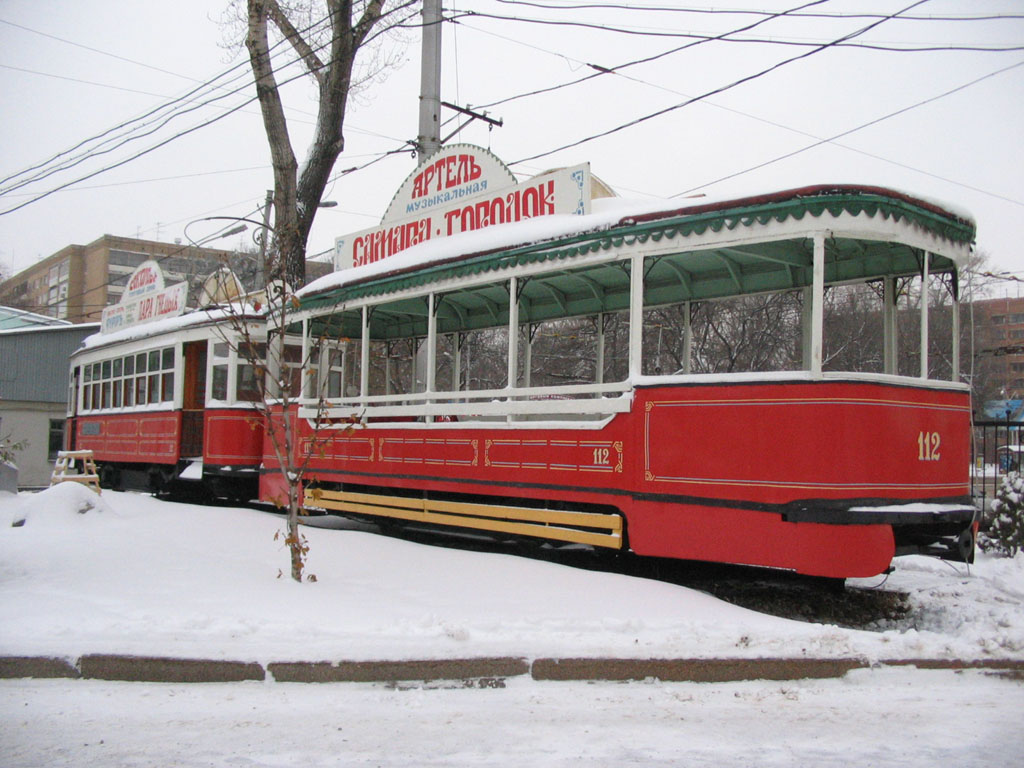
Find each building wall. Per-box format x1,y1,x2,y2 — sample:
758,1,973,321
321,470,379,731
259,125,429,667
0,401,66,487
973,295,1024,402
0,325,98,402
0,323,100,488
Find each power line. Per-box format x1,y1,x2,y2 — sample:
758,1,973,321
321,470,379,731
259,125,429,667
466,0,835,111
0,18,216,83
508,0,932,166
455,8,1024,51
674,58,1024,206
0,19,316,196
489,1,1024,24
449,6,1023,210
0,3,421,216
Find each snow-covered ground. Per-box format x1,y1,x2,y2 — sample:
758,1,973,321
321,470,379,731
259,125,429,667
2,484,1023,664
2,485,1023,767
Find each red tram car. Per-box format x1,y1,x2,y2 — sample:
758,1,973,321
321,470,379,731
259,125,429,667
67,308,265,500
270,184,978,579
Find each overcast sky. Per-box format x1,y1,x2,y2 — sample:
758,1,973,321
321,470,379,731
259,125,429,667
1,0,1021,289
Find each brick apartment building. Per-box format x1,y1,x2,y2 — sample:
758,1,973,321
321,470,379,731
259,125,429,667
973,295,1024,408
0,235,249,323
0,234,331,324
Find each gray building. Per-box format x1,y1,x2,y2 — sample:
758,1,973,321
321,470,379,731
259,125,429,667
0,308,98,486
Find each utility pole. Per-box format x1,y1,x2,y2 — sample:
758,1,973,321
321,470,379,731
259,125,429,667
417,0,442,163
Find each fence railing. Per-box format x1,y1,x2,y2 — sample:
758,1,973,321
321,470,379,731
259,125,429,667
971,419,1023,515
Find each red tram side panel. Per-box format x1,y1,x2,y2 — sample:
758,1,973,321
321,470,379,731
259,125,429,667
74,411,182,464
203,409,264,467
266,377,971,579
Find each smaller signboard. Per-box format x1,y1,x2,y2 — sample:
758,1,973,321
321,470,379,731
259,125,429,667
101,260,188,334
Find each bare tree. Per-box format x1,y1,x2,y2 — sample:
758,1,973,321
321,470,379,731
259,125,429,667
239,0,413,286
214,1,413,580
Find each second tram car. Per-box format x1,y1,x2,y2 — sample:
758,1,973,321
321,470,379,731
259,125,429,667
68,308,265,500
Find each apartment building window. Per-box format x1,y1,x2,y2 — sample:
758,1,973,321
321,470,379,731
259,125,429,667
47,258,71,319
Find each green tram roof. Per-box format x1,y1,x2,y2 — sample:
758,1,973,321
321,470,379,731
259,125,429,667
299,185,975,339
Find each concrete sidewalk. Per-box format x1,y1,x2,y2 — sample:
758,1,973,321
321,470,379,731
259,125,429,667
3,654,1022,685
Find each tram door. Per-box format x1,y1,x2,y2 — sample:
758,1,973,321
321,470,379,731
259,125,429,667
181,341,207,457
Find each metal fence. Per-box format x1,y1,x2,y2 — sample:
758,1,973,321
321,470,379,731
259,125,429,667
971,419,1023,516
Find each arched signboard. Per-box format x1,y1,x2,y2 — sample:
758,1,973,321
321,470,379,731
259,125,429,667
334,144,592,270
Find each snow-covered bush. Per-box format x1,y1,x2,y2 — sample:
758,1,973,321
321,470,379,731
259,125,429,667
981,471,1024,557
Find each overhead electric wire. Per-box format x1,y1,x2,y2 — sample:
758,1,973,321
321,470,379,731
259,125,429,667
508,0,932,166
0,18,217,83
449,4,1022,210
490,0,1024,23
468,0,835,111
674,58,1024,206
454,8,1024,50
0,3,421,216
0,14,326,195
0,1,417,197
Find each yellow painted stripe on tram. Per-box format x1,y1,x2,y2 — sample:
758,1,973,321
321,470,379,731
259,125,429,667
305,488,623,549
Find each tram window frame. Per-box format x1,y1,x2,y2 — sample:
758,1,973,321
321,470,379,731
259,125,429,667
82,363,92,411
235,342,265,403
147,350,161,403
209,338,231,403
160,347,175,403
123,354,135,407
284,343,303,398
211,365,229,401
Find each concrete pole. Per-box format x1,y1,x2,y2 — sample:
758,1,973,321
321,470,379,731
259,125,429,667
417,0,443,163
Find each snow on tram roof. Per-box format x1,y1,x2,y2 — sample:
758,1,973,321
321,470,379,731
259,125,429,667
80,304,262,352
299,184,975,301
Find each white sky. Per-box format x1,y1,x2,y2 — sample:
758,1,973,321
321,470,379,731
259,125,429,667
0,0,1022,285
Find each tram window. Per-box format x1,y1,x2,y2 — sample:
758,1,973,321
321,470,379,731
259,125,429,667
92,383,101,410
102,381,112,409
326,348,344,399
136,353,147,374
123,378,134,407
124,355,135,376
161,372,174,402
135,376,147,405
162,347,174,370
148,350,160,373
92,362,102,381
285,344,303,397
213,342,229,358
236,364,260,402
113,380,123,408
84,365,92,384
102,360,111,380
148,372,161,404
211,365,228,401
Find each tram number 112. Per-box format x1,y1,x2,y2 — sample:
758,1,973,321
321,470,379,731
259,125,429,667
917,431,941,462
